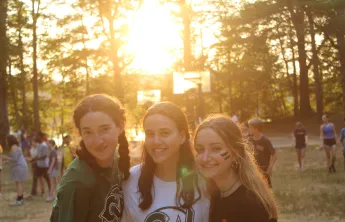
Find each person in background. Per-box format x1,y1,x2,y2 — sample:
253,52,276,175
60,135,75,176
34,132,51,197
4,135,29,206
47,139,58,202
0,143,3,199
339,117,345,170
248,118,277,188
320,114,338,173
292,122,308,172
26,138,45,199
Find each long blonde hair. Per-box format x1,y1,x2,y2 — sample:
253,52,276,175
194,114,278,219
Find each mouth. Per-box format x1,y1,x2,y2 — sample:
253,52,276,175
202,164,218,169
152,148,167,155
96,145,108,152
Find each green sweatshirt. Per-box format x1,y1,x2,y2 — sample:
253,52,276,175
50,156,123,222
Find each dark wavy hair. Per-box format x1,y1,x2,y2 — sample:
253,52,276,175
138,102,200,210
73,94,130,180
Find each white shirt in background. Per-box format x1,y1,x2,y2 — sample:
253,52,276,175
121,164,210,222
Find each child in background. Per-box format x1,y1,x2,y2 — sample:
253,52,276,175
0,143,3,199
47,140,58,202
249,118,278,188
5,135,29,206
293,122,308,171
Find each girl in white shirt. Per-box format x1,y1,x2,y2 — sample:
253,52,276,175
122,102,209,222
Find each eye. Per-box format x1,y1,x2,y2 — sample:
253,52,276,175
101,126,111,133
211,146,223,152
195,146,204,154
145,131,154,137
82,130,92,136
160,130,170,137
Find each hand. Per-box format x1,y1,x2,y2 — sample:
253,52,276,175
47,169,51,174
266,167,273,176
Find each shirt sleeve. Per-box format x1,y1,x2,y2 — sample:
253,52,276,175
266,138,276,155
50,182,91,222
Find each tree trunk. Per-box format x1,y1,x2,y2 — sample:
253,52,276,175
0,0,9,149
32,0,40,132
17,2,28,130
334,5,345,112
288,2,311,116
307,9,323,118
289,24,299,117
18,2,28,130
8,59,21,126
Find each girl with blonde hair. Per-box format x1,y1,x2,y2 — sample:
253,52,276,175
194,114,278,222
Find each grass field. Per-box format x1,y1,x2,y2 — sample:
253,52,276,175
0,146,344,222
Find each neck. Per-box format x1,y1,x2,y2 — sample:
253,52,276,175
213,169,239,193
253,132,262,140
96,155,114,168
155,156,178,182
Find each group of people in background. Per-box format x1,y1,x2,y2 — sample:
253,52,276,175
0,93,344,222
291,114,345,173
0,131,74,206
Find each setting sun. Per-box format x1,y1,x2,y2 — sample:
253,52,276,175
126,1,183,74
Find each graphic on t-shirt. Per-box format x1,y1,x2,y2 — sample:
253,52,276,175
144,206,195,222
99,185,123,222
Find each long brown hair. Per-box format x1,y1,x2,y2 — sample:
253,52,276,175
194,114,278,219
73,94,130,179
138,102,200,210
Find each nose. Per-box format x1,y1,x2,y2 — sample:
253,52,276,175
92,133,104,147
152,134,162,145
200,150,210,162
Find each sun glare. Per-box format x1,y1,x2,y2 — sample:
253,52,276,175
126,1,183,74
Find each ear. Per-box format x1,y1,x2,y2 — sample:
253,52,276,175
179,130,186,145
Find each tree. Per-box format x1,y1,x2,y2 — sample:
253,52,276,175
0,0,9,149
31,0,41,132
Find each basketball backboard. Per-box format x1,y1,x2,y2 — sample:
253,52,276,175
173,71,211,94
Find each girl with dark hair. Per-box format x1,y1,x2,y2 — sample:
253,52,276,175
4,135,29,206
194,115,278,222
292,122,308,171
122,102,209,222
50,94,130,222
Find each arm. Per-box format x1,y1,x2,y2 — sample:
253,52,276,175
266,139,277,176
332,123,338,142
340,129,345,144
267,152,277,176
48,157,56,173
50,182,90,222
305,135,308,146
292,132,296,147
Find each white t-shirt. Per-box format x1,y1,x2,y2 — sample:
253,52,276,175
121,164,210,222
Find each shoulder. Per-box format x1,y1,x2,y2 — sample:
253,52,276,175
60,157,97,186
122,164,142,189
236,186,269,218
261,136,272,144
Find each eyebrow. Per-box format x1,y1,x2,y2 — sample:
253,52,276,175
81,124,111,130
145,128,172,132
